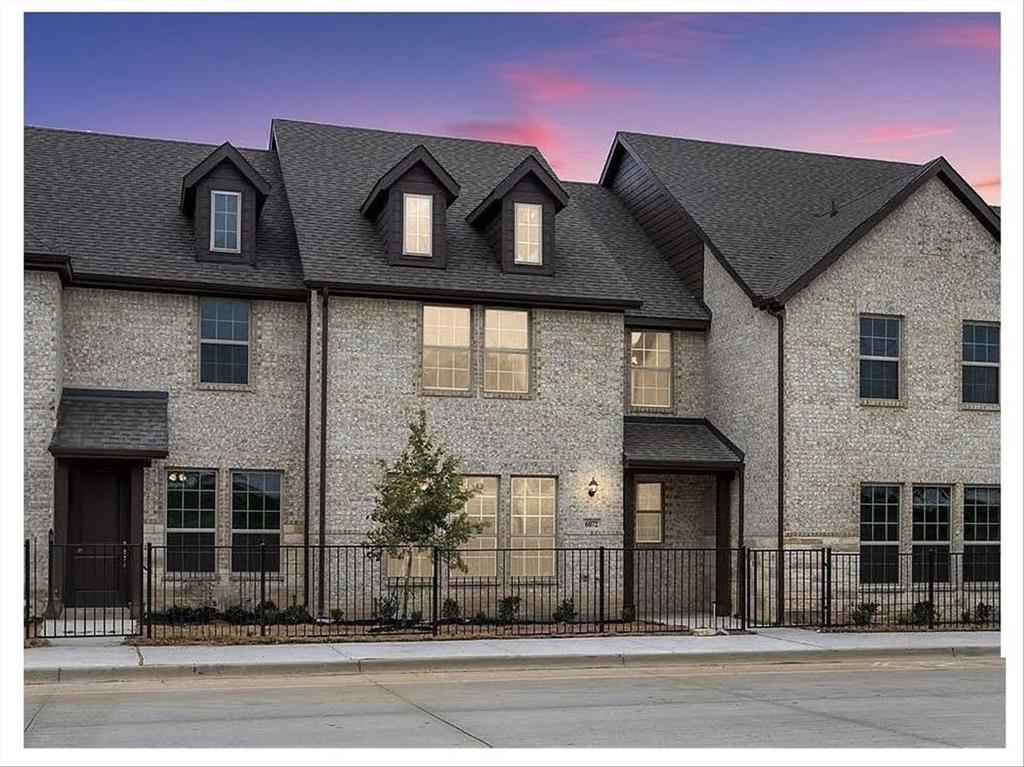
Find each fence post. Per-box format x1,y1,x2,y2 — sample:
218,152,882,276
146,543,153,639
44,528,56,619
927,548,935,629
818,547,827,627
431,546,440,636
598,546,606,633
824,547,832,628
739,546,748,632
259,542,267,637
24,539,30,639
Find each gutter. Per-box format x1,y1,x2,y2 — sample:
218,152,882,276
768,306,786,625
317,288,329,617
303,290,312,608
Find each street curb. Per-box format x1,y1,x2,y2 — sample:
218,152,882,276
23,644,1001,685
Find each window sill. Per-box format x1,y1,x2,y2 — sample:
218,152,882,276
421,387,474,399
481,390,533,401
858,398,905,409
960,402,1000,412
628,406,675,415
228,573,285,583
161,572,218,583
196,381,254,393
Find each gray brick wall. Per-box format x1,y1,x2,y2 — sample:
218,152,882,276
703,249,779,546
782,177,1000,551
322,296,626,549
24,270,63,544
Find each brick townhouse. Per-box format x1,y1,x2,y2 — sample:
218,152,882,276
23,120,1000,621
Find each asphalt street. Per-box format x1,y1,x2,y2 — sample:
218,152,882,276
24,657,1004,748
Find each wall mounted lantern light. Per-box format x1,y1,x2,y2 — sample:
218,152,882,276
587,477,599,497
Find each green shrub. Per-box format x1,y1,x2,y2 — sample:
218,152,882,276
442,598,461,621
472,610,489,625
962,602,994,625
279,604,312,625
257,600,280,623
850,602,879,627
223,603,255,625
330,608,346,624
498,595,521,624
155,604,217,625
553,598,578,623
374,595,400,622
900,600,936,626
621,605,636,622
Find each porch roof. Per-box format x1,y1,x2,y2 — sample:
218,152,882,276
623,417,744,472
49,388,169,459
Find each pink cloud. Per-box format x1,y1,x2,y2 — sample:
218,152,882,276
974,175,1000,188
606,14,737,63
859,124,957,143
916,21,999,51
493,63,636,103
442,118,568,172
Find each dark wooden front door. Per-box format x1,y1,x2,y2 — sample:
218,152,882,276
65,462,132,607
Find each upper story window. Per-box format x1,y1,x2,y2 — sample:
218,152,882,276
630,331,672,408
962,322,999,404
484,309,530,394
514,203,543,265
210,190,241,253
422,305,471,392
859,315,900,400
403,193,433,256
199,297,250,385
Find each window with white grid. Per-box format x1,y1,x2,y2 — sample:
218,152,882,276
635,482,663,544
514,203,542,264
630,331,672,407
484,309,529,394
510,476,556,577
422,305,471,391
403,193,433,256
454,476,498,578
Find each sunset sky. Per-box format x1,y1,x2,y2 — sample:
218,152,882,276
24,12,1001,202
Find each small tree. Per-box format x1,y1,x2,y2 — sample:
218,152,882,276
367,410,482,624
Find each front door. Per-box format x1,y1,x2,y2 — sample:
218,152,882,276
65,462,132,607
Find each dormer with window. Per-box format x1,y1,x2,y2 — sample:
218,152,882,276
180,142,271,263
466,155,568,276
360,145,460,269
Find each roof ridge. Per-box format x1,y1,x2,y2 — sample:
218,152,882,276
24,125,272,154
813,159,937,219
621,130,923,169
271,117,543,152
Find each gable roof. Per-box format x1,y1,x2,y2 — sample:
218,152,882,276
24,127,304,298
623,416,744,470
603,132,1000,307
271,119,642,311
359,143,461,217
180,141,272,214
466,154,569,227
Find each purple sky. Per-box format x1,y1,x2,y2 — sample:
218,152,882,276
25,12,1001,202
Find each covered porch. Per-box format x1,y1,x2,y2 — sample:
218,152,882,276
622,416,745,623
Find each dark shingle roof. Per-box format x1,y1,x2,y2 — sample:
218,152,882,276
271,119,641,310
615,132,938,301
50,389,169,458
623,417,743,469
25,127,304,295
568,182,708,325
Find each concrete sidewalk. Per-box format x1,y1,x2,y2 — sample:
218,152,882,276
24,628,1000,684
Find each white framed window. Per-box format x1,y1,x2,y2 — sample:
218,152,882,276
630,331,672,408
166,470,217,573
230,471,282,573
635,482,663,544
422,305,471,391
199,297,250,385
210,190,241,253
514,202,543,264
455,476,498,578
403,193,433,256
484,309,530,394
859,315,901,400
510,476,556,577
962,322,999,404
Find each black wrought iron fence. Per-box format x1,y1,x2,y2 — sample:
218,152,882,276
24,536,999,640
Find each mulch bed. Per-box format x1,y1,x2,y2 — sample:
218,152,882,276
127,620,699,646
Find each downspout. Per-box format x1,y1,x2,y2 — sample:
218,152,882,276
302,290,311,608
772,307,785,625
318,288,329,617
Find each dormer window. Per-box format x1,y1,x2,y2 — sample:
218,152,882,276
210,190,241,253
403,193,433,256
514,203,543,265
